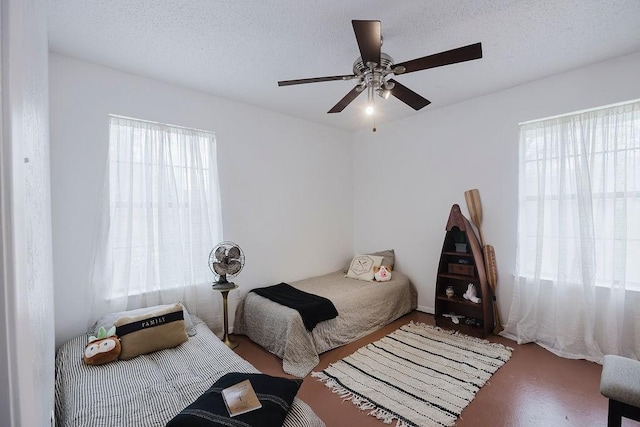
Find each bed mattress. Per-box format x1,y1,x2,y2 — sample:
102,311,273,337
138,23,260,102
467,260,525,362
55,317,324,426
235,270,417,377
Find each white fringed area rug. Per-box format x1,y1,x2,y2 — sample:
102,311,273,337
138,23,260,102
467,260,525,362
311,322,513,427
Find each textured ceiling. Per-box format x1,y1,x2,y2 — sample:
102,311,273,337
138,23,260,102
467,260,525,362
47,0,640,131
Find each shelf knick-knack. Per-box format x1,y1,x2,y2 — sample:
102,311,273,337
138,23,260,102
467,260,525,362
451,226,467,253
446,286,455,298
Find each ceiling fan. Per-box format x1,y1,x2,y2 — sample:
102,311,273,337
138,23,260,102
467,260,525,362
278,20,482,115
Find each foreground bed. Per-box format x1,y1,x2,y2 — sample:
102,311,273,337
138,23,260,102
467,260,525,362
235,270,417,377
55,316,324,426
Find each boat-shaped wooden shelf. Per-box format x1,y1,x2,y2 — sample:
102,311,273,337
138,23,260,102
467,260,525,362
435,204,494,338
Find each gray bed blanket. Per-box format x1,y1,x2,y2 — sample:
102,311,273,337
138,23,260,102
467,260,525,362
234,270,417,377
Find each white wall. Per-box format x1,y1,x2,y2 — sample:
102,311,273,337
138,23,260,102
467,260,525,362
353,52,640,323
49,54,353,347
50,48,640,349
0,0,55,425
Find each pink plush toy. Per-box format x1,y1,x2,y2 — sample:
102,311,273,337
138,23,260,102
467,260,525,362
373,265,392,282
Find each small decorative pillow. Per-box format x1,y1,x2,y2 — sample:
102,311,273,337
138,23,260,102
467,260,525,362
83,326,121,365
114,302,188,360
346,254,383,281
344,249,395,274
373,265,393,282
166,372,303,427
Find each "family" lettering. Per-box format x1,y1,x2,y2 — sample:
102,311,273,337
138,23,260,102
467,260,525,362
140,316,166,328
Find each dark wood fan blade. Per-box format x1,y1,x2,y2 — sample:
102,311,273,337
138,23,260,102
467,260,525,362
395,42,482,74
278,74,356,86
352,20,381,66
388,79,431,110
328,86,363,113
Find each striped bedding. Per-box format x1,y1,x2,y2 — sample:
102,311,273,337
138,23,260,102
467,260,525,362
235,270,417,377
55,317,324,427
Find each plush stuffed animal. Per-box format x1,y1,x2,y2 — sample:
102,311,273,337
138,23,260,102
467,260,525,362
463,283,481,304
84,326,121,365
373,265,392,282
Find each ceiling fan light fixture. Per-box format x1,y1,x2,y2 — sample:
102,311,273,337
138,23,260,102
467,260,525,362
377,88,391,99
366,85,375,114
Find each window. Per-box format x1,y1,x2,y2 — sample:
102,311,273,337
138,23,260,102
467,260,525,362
504,100,640,362
105,115,222,298
519,100,640,289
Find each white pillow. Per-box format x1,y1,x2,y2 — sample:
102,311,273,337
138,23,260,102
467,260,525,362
89,303,197,337
346,254,384,281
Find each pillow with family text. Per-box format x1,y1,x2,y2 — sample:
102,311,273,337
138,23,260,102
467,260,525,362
89,302,197,337
114,302,188,360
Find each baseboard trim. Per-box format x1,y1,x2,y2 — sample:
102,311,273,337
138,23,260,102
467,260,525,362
417,305,434,315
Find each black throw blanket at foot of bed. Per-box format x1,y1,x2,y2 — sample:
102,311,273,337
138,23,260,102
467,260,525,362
251,283,338,331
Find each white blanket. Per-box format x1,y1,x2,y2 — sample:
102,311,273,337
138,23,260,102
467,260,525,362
235,270,417,377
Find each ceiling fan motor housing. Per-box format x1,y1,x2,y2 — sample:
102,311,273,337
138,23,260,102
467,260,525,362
353,52,395,91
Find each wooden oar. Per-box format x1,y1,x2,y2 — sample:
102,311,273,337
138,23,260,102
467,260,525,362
464,188,502,334
484,245,503,334
464,189,485,247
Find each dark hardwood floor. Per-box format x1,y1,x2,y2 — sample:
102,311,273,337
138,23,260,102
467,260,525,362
233,311,639,426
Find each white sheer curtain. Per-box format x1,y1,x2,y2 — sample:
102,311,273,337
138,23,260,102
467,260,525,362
90,116,224,333
503,100,640,363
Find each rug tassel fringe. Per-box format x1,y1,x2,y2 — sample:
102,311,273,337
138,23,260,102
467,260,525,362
408,321,514,358
311,372,413,427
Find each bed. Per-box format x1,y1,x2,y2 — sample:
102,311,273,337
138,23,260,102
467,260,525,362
234,269,417,377
55,315,325,427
